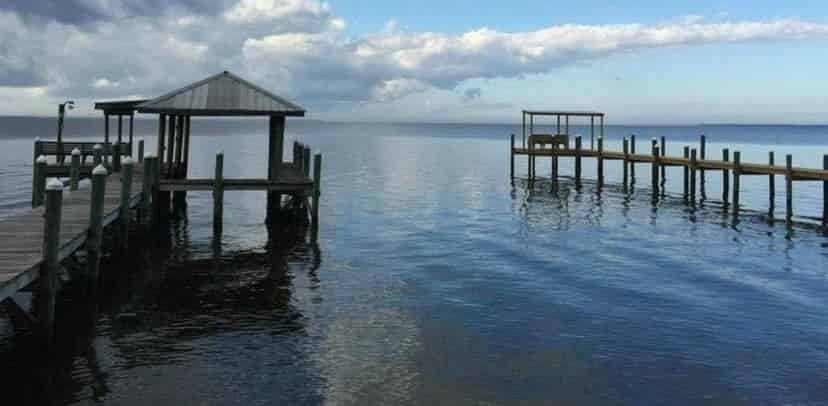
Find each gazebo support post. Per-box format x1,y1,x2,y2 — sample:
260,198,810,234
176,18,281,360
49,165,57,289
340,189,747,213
267,115,286,221
166,115,176,178
173,115,186,210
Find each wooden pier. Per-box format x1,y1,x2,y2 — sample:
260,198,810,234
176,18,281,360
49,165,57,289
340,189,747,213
511,113,828,224
0,71,325,348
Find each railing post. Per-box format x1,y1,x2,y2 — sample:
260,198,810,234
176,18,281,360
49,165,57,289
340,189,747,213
87,165,108,287
682,146,690,200
33,155,48,207
31,138,41,201
629,134,636,180
120,157,134,249
213,152,224,231
733,151,741,217
138,139,145,163
785,154,793,223
311,153,322,241
69,148,81,191
39,179,64,345
113,142,122,173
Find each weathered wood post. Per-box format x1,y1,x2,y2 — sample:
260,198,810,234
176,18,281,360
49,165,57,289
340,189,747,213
140,155,155,226
87,164,108,287
69,148,81,191
213,152,224,230
510,134,515,179
113,142,122,173
575,136,582,188
93,144,103,168
722,148,730,208
733,151,741,217
311,153,322,241
785,154,793,223
33,155,48,207
151,156,162,227
120,157,134,249
651,142,659,195
690,149,698,201
699,135,707,196
39,179,64,345
682,146,690,200
597,136,604,185
622,137,629,190
660,135,666,180
768,151,775,212
138,139,145,163
629,134,636,180
824,155,828,227
31,138,42,202
303,146,311,177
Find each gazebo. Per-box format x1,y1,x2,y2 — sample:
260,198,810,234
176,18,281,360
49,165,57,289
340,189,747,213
124,71,319,228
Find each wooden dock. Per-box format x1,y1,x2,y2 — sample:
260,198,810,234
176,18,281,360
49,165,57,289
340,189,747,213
511,133,828,223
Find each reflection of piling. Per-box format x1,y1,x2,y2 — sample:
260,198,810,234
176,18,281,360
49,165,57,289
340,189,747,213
311,153,322,241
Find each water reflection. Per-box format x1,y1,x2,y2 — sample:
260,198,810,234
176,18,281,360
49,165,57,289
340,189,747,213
0,210,322,405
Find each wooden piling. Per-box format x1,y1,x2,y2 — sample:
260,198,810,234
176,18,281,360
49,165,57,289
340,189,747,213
140,155,154,225
113,142,122,173
768,151,775,212
166,115,176,176
120,157,134,249
690,149,697,201
31,139,42,205
311,153,322,241
722,149,730,208
93,144,103,168
575,136,582,188
682,146,689,200
69,148,81,191
652,145,660,196
597,136,604,184
138,139,145,163
303,146,311,177
213,152,224,229
33,155,47,207
823,155,828,226
510,134,515,179
629,134,636,179
660,135,666,180
699,135,707,191
39,179,63,345
786,154,793,222
87,165,108,286
733,151,741,216
622,138,629,190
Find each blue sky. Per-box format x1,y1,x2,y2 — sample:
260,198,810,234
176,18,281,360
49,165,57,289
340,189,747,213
1,0,827,124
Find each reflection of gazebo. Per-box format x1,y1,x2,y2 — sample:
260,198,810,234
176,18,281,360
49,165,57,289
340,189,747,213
128,71,319,227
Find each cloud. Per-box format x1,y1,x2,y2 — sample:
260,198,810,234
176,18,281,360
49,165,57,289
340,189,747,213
2,0,828,114
462,88,482,103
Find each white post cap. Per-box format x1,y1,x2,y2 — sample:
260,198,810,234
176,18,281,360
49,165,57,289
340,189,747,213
36,155,48,163
144,153,156,159
35,137,41,142
93,144,102,150
71,148,81,156
122,156,134,165
92,164,109,176
46,178,64,191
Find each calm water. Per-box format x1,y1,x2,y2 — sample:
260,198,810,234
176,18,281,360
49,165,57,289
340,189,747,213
2,119,828,405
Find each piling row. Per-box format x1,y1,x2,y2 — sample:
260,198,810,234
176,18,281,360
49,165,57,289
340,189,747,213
510,134,828,224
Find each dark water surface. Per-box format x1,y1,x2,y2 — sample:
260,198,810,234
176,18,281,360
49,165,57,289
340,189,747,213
2,120,828,405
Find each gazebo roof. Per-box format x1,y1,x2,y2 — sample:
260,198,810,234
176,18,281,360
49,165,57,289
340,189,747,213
136,71,305,117
94,99,149,115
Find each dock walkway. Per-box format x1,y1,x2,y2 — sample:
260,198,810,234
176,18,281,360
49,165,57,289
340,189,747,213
0,166,144,302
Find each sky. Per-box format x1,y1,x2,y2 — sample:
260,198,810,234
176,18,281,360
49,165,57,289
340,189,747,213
1,0,828,124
